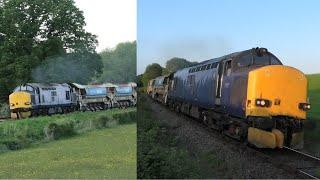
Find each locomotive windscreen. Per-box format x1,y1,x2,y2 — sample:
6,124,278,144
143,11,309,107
85,87,107,96
116,86,133,94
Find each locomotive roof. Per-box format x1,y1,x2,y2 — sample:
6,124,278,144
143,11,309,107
179,47,271,72
70,83,118,89
24,83,70,88
190,50,247,67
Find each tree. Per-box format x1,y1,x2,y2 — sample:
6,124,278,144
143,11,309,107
136,74,143,87
142,63,163,87
0,0,101,101
165,57,197,73
32,52,102,84
99,41,136,83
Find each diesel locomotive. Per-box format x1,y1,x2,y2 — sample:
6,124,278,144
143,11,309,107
151,75,170,101
70,83,117,111
147,79,155,95
9,83,77,118
151,47,310,149
9,82,136,119
114,82,137,107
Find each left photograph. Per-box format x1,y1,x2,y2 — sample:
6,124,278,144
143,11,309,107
0,0,136,178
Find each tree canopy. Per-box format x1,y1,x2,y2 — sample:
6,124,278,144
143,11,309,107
0,0,101,101
98,41,136,83
142,63,163,87
141,57,198,87
165,57,197,73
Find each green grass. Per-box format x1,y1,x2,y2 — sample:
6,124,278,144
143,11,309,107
307,74,320,119
304,74,320,154
0,108,136,151
0,124,136,179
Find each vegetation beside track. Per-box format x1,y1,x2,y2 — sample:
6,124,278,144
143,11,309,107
304,74,320,155
138,94,230,178
0,124,136,179
0,108,136,153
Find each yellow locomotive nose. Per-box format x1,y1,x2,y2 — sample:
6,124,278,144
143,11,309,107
9,91,32,119
246,65,308,120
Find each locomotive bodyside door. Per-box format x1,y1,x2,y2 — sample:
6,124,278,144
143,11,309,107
215,59,232,107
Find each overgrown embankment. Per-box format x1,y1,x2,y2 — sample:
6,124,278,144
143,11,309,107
304,74,320,155
0,108,136,153
138,95,295,178
138,95,201,179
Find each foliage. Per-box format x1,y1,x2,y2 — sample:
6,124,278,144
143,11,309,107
0,108,136,152
165,57,197,73
302,74,320,156
0,103,9,118
0,124,136,179
307,74,320,119
136,74,143,87
0,0,100,101
137,95,200,178
98,41,136,83
141,63,163,87
32,52,102,83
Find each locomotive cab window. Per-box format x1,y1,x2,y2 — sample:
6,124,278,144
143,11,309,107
254,53,270,66
270,55,282,65
233,53,253,72
253,51,282,66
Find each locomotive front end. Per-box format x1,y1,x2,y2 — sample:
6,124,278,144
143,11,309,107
9,91,32,119
246,65,309,149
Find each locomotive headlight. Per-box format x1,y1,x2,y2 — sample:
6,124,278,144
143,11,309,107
255,99,271,107
299,103,311,111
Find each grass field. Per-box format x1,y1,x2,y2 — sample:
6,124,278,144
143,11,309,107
0,124,136,179
304,74,320,154
307,74,320,119
0,108,136,151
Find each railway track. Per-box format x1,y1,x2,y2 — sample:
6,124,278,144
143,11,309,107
282,146,320,179
149,96,320,179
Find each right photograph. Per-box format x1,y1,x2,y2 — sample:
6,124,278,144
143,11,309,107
137,0,320,179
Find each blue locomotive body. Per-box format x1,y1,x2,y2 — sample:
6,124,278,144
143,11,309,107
168,52,249,118
163,48,308,149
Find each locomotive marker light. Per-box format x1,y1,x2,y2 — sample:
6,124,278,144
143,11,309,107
255,99,271,107
299,103,311,111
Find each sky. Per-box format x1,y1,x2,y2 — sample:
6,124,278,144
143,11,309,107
137,0,320,74
75,0,136,52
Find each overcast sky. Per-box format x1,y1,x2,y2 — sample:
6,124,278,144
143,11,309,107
75,0,136,52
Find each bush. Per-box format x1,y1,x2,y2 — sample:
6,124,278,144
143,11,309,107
0,108,136,153
113,111,136,124
0,103,9,118
137,95,199,179
138,87,146,94
44,122,76,140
